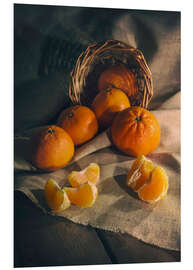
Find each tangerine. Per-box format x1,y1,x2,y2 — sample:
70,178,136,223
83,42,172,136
126,156,169,203
98,64,138,98
57,105,98,146
29,125,74,171
111,106,161,157
91,87,130,129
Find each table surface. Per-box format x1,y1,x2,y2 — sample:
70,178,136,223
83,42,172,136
14,191,180,267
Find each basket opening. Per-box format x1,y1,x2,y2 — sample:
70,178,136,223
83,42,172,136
69,40,153,108
82,51,144,106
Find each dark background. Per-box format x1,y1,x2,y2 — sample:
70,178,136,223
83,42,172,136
14,4,180,133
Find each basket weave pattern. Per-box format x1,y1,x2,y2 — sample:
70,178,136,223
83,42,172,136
69,40,153,108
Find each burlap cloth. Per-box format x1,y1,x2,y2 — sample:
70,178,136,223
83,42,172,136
14,6,180,252
14,94,180,251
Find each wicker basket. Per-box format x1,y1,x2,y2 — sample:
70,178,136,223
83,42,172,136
69,40,153,108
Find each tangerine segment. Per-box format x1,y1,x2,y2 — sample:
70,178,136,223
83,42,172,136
126,155,154,192
63,183,98,208
68,163,100,187
138,166,169,203
45,179,71,211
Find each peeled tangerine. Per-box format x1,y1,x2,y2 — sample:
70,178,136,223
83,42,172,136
127,156,169,203
44,163,100,211
63,183,98,208
68,163,100,187
45,179,71,212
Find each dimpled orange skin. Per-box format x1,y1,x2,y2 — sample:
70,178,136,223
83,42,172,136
111,106,161,157
91,88,130,129
57,105,98,146
98,64,138,98
29,125,74,171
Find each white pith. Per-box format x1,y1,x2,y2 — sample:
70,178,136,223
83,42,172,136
89,184,98,206
127,156,145,186
58,190,71,211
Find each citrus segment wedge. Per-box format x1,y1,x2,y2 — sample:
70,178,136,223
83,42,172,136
126,155,154,192
127,156,169,203
45,179,71,211
68,163,100,187
63,182,98,208
138,166,169,203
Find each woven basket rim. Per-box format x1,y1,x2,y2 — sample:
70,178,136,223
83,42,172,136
69,39,153,108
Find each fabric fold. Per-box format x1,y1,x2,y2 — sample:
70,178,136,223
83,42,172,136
14,108,180,251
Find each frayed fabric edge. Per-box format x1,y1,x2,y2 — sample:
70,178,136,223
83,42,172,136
15,188,180,252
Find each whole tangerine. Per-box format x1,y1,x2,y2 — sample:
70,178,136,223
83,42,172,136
29,125,74,171
111,106,161,157
57,105,98,146
91,87,130,129
98,64,138,98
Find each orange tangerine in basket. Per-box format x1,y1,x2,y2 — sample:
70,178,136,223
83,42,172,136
91,87,130,129
68,163,100,187
45,179,71,211
98,64,138,98
63,182,98,208
127,156,169,203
